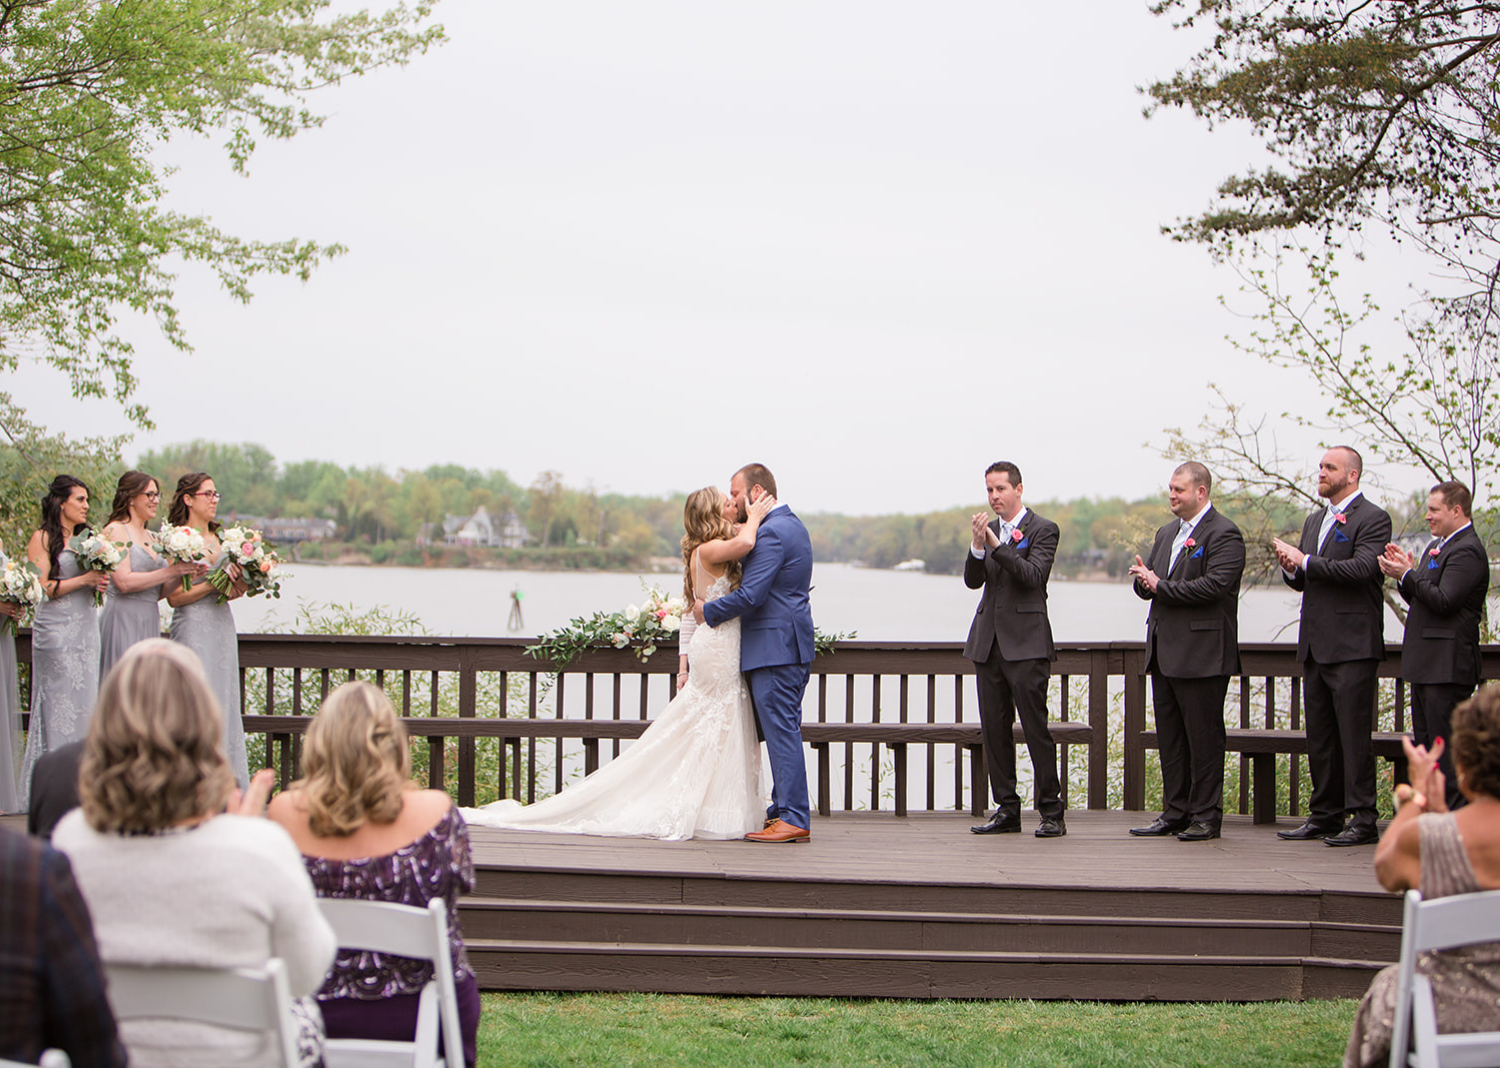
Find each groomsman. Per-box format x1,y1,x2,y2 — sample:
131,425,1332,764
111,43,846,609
964,461,1066,838
1127,462,1245,841
1273,446,1392,846
1378,480,1490,809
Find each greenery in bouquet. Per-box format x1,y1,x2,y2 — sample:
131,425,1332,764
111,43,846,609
528,582,686,669
0,554,45,636
66,531,129,607
153,522,208,592
207,526,284,604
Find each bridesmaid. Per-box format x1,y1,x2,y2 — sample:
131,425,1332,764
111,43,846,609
0,536,24,813
166,472,250,788
99,471,205,679
21,476,109,802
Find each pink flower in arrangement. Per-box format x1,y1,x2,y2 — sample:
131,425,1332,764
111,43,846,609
260,560,274,572
1184,538,1196,549
1011,529,1024,543
241,542,256,556
1335,512,1347,524
656,610,667,620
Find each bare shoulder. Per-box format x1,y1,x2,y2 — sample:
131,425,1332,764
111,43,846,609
403,788,456,825
266,788,308,828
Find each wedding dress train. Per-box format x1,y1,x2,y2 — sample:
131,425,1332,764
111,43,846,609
460,571,765,840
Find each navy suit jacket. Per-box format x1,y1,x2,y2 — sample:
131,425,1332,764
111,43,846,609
702,505,815,671
1134,506,1245,679
1283,493,1392,664
1397,525,1490,687
962,509,1058,663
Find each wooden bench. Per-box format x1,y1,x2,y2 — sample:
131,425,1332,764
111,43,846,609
1138,728,1408,823
802,721,1095,818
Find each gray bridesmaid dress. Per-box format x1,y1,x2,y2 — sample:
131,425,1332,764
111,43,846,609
99,544,167,679
20,552,101,803
169,565,249,788
0,605,20,813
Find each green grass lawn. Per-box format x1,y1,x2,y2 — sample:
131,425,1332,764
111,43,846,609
478,992,1357,1067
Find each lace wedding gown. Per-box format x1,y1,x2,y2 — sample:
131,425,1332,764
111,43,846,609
461,565,765,840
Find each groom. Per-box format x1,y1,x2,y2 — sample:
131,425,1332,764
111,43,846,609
693,463,816,843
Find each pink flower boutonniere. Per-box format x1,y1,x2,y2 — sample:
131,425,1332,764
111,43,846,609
1430,547,1441,558
1011,529,1024,543
1334,512,1347,524
1183,537,1196,549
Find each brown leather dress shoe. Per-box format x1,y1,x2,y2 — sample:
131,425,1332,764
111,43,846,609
745,819,810,843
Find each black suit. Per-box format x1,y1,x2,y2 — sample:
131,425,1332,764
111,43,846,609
27,740,82,840
963,509,1062,818
1395,524,1490,807
1134,506,1245,826
1283,492,1392,833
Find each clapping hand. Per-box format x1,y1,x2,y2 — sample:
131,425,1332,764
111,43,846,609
1271,537,1304,572
1378,543,1415,580
970,513,998,551
1401,735,1450,814
228,768,276,817
1128,555,1159,593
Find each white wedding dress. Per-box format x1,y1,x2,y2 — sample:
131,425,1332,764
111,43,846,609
460,563,765,840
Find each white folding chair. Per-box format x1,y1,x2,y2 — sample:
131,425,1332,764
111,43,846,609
0,1052,72,1068
1388,888,1500,1067
318,897,465,1068
104,957,300,1067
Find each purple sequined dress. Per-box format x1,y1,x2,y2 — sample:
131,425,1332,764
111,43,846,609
303,804,480,1068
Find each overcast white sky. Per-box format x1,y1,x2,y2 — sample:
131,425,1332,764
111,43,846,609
12,1,1437,515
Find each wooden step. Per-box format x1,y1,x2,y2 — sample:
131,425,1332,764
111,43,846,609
465,938,1384,1001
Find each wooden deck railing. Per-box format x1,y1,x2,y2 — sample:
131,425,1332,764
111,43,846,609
14,635,1500,820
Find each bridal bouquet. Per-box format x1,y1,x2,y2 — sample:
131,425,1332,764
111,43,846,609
0,555,45,636
67,531,129,607
528,582,687,668
153,522,208,591
206,526,284,604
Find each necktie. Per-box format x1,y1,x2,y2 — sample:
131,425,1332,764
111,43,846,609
1169,519,1191,570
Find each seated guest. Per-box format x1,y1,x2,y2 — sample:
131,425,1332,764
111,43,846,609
268,681,479,1068
0,826,126,1068
27,739,83,839
1345,684,1500,1068
53,640,335,1068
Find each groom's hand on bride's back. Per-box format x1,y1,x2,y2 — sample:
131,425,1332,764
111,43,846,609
692,598,706,625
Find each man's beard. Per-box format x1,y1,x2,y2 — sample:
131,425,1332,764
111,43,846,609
736,498,749,523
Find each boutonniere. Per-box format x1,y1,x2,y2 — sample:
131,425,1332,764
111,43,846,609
1334,512,1347,525
1011,528,1024,543
1429,546,1441,558
1183,537,1196,549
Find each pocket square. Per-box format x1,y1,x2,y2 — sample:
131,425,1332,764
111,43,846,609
1190,546,1204,560
1428,558,1440,570
1333,528,1351,543
1015,538,1030,550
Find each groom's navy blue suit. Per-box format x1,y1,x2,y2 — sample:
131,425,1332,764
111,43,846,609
703,504,815,830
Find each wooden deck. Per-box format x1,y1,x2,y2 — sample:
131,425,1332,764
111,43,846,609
459,810,1398,1002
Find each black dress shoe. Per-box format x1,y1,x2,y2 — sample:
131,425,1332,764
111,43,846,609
1325,825,1378,847
970,812,1021,835
1276,820,1341,841
1129,817,1190,837
1177,821,1221,842
1034,815,1067,838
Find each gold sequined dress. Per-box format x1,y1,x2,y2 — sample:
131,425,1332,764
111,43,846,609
1344,813,1500,1068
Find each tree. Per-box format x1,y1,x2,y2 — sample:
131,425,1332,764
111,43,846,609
528,470,564,547
0,0,443,508
1147,2,1500,604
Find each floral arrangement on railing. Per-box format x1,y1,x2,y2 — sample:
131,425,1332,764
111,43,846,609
527,581,855,669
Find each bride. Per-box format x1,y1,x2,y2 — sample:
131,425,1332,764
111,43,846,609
460,486,776,840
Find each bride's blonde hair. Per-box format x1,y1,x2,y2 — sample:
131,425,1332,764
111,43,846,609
680,486,740,604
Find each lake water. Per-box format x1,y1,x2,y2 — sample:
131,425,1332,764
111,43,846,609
229,561,1414,644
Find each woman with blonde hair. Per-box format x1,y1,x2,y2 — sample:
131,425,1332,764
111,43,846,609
461,485,775,839
52,639,334,1068
268,681,479,1068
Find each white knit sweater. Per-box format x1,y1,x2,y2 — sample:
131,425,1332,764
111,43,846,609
54,810,336,1068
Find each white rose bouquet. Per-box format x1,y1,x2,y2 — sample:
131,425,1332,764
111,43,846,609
153,522,208,591
0,554,45,637
66,531,129,607
206,526,284,604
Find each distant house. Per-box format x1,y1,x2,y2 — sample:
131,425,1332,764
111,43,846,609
443,507,530,549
